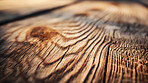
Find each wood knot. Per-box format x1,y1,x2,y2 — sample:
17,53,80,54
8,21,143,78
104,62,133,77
74,13,88,17
88,8,102,12
30,26,60,41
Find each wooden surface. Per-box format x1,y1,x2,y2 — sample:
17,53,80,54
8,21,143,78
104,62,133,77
0,1,148,83
0,0,75,23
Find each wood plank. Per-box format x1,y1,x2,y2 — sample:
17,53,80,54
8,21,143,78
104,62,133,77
0,1,148,83
0,0,75,23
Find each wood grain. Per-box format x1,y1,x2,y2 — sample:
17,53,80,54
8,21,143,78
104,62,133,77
0,1,148,83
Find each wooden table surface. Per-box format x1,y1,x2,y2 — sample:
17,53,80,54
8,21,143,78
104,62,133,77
0,0,148,83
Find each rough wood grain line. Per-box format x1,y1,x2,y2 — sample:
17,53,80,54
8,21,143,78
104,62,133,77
0,1,148,83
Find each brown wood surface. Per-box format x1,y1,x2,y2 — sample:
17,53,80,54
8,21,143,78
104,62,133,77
0,1,148,83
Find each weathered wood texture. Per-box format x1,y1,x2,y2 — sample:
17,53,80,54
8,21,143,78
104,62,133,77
0,1,148,83
0,0,75,22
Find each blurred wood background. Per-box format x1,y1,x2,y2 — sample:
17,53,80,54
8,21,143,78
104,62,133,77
0,0,148,83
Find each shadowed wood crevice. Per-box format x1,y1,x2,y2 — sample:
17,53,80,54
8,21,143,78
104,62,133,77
0,1,148,83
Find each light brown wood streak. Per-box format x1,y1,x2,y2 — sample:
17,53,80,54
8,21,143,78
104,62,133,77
0,1,148,83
